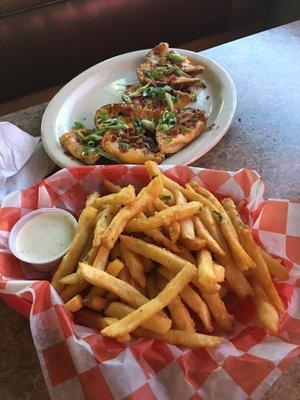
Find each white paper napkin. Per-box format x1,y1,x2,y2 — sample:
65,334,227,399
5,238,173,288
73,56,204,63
0,122,56,201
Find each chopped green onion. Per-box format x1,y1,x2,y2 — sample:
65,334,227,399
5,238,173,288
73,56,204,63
144,67,167,79
96,110,109,123
72,121,86,130
165,92,174,111
98,148,119,162
179,125,192,133
160,194,171,201
192,94,197,102
134,117,142,134
213,210,223,222
122,93,132,103
157,111,177,132
128,81,152,98
167,53,187,63
165,63,189,77
157,123,170,132
165,133,173,142
141,119,155,132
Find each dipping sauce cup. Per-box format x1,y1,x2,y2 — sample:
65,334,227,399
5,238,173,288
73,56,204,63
9,208,77,272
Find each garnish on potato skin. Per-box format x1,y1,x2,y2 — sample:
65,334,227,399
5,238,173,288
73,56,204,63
156,108,207,155
137,42,204,89
124,84,194,111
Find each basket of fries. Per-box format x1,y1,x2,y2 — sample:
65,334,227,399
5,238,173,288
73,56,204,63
0,162,299,400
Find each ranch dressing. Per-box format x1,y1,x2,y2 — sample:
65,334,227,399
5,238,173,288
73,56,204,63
16,213,75,262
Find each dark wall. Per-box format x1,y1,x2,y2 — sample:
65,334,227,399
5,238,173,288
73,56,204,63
267,0,300,27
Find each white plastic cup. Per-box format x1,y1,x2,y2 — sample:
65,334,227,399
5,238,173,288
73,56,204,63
8,208,77,272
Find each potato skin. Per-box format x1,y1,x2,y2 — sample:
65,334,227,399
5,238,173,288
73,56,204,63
60,130,101,165
102,132,164,164
156,111,207,155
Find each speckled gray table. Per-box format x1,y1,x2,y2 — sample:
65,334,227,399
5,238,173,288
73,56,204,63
1,21,300,400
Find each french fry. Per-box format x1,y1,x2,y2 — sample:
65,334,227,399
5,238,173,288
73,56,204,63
102,318,131,341
120,235,193,275
144,160,182,192
133,327,222,348
105,302,174,335
219,219,256,271
221,197,244,234
152,198,180,242
160,188,175,205
180,237,206,251
237,199,247,213
106,293,119,302
120,242,146,287
219,282,229,298
137,212,180,253
85,244,99,265
59,273,80,285
101,263,196,337
185,183,255,270
221,199,286,282
121,235,202,293
120,236,232,330
125,202,202,233
261,250,288,281
129,277,147,296
65,295,83,312
251,279,279,334
203,292,234,330
82,296,109,312
118,265,131,284
87,259,125,298
167,220,181,243
91,185,135,209
199,207,253,298
174,189,195,240
146,273,159,299
121,235,208,295
193,216,225,256
145,228,181,253
144,202,156,217
93,245,110,270
120,235,232,329
78,263,172,332
74,308,106,329
152,197,169,211
156,275,195,332
74,309,130,341
60,281,90,303
118,266,147,296
101,176,163,249
85,191,100,207
158,267,213,332
214,263,225,282
79,235,94,262
51,206,98,293
197,249,220,294
93,205,114,247
177,248,196,264
239,228,284,314
106,258,125,276
110,241,122,261
102,179,122,194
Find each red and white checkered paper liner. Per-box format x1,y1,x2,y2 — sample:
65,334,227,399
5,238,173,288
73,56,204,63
0,165,299,400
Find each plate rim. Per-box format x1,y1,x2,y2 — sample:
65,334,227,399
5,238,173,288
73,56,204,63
41,48,237,168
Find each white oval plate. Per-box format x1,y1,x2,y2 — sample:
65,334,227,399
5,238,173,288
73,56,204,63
41,48,236,168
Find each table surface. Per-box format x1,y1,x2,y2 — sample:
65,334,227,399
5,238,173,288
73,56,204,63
1,21,300,400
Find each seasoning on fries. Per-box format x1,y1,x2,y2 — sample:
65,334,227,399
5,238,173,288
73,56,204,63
53,161,287,348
